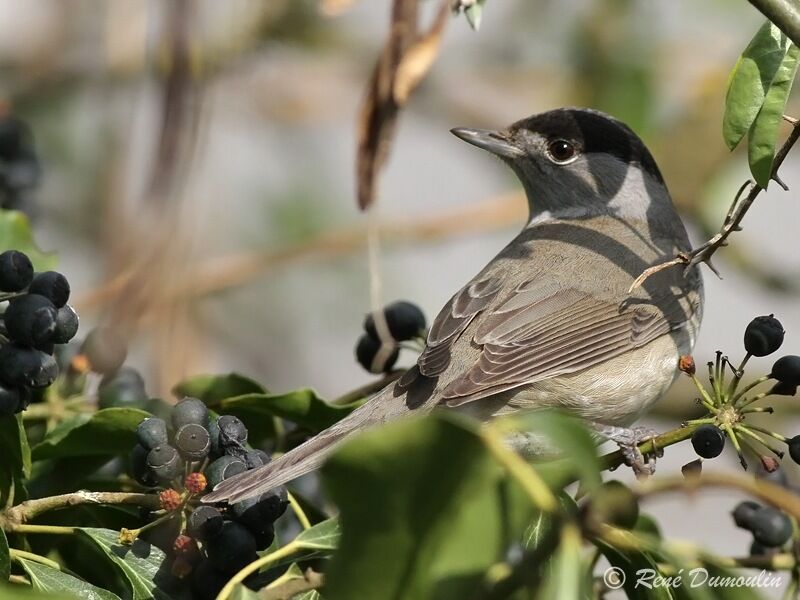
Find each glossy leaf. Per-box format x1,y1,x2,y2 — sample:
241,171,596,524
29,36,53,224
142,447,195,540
32,408,149,461
321,414,535,600
0,584,72,600
219,390,360,434
595,538,674,600
17,558,121,600
537,524,588,600
723,21,791,150
77,528,171,600
748,42,800,186
171,373,265,402
294,518,340,552
0,414,30,506
0,210,56,269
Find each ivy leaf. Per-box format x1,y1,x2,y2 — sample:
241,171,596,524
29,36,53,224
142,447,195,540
77,529,171,600
538,524,589,599
0,210,56,269
17,558,121,600
0,528,8,582
595,538,675,600
321,414,537,600
723,21,792,150
171,373,265,402
218,391,360,434
0,413,30,506
32,408,149,461
748,42,800,187
294,518,340,552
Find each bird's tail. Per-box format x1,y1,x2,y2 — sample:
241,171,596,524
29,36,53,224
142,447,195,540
202,382,408,504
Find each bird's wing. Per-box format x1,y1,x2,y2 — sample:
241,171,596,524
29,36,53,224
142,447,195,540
418,275,683,407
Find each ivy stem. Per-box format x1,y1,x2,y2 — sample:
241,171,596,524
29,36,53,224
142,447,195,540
287,491,311,530
725,353,751,400
732,375,773,406
734,424,784,458
216,540,302,600
9,548,64,570
1,491,160,528
722,424,748,469
688,373,717,409
5,524,77,535
745,423,789,443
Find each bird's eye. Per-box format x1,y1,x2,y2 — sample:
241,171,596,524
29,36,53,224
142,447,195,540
546,139,577,164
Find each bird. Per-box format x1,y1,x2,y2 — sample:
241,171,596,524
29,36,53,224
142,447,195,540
203,107,704,505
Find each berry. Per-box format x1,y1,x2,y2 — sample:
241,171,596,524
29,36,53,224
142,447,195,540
771,355,800,387
81,327,127,374
0,250,32,292
0,383,22,416
787,435,800,464
749,541,776,557
364,301,426,342
4,294,57,346
750,507,793,547
770,381,797,396
175,424,211,461
216,415,247,455
98,367,148,409
52,305,79,344
0,344,58,388
130,444,158,487
586,480,639,529
732,500,761,530
355,333,398,374
146,445,183,482
244,449,270,469
171,557,193,579
159,488,182,511
205,521,258,574
173,534,199,558
185,472,207,495
678,355,696,375
172,397,209,430
191,560,230,600
136,417,169,450
691,424,725,459
187,506,224,541
744,315,784,357
233,488,288,535
205,456,247,489
28,271,70,308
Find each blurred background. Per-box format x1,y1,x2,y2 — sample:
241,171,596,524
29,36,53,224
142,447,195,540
2,0,799,592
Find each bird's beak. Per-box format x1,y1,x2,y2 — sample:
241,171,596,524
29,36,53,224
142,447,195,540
450,127,525,159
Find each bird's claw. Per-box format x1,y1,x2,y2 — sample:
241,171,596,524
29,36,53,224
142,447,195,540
594,424,660,480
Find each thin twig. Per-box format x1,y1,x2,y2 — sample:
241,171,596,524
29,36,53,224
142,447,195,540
630,119,800,292
1,491,160,527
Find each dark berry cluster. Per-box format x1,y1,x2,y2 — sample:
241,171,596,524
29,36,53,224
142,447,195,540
0,112,40,209
690,424,725,459
732,500,793,555
129,398,287,599
0,250,78,416
355,300,426,373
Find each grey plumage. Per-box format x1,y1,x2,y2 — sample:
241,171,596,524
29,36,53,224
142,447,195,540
203,107,703,505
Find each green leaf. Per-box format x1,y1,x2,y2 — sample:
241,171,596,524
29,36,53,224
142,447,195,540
77,528,171,600
538,524,588,600
17,558,121,600
0,413,30,506
292,593,323,600
0,584,73,600
595,539,674,600
171,373,265,402
748,42,800,186
0,210,56,270
0,528,8,582
321,413,535,600
723,21,792,150
294,518,340,552
219,390,359,434
228,585,260,600
32,408,149,461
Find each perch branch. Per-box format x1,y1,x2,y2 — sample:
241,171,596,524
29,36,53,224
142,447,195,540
749,0,800,47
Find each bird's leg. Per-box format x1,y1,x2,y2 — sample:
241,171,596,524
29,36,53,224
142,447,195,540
591,423,661,479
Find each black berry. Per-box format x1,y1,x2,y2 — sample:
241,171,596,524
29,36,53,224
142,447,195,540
136,417,169,450
205,455,247,489
191,560,230,600
4,294,57,346
244,449,270,469
174,423,211,461
0,344,58,388
146,444,183,482
216,415,247,455
130,444,159,487
0,250,33,292
52,305,79,344
750,507,793,547
744,315,784,357
98,367,148,409
788,435,800,464
81,327,127,374
171,397,209,430
355,333,398,374
691,424,725,459
771,355,800,387
205,521,258,574
187,506,224,541
28,271,70,308
364,301,427,342
0,383,21,416
732,500,761,530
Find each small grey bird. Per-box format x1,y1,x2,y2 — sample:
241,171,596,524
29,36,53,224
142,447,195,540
204,107,703,505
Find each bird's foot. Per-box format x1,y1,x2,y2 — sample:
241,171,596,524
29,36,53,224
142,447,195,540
592,424,661,480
